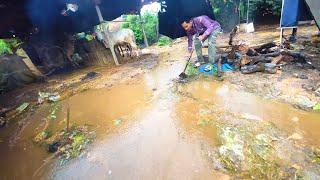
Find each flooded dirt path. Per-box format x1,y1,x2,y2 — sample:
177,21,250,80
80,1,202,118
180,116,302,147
1,43,320,179
49,59,320,179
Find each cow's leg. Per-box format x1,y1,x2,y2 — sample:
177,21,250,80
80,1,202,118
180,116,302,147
127,44,132,57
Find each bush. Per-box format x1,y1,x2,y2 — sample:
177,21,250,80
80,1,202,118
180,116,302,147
0,39,12,55
209,0,282,30
157,36,172,46
0,38,22,56
122,12,158,45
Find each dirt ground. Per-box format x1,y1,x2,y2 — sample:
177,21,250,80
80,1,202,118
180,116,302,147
1,25,319,110
0,25,320,179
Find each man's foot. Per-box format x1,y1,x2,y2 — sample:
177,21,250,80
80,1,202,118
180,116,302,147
194,62,201,68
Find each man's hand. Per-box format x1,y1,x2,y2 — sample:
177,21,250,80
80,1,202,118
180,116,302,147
198,35,205,42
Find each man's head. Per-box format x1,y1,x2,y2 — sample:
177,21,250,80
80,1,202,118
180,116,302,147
181,21,192,31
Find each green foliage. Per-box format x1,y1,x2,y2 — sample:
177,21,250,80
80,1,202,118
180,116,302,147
122,13,158,45
209,0,241,30
209,0,281,29
313,103,320,111
16,102,30,113
0,39,12,55
143,13,158,44
122,15,143,43
0,38,23,56
157,36,172,46
186,62,199,76
249,0,282,17
59,125,96,165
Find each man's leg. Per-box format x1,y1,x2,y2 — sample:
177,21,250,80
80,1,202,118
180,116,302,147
208,28,221,64
289,28,297,42
193,35,205,63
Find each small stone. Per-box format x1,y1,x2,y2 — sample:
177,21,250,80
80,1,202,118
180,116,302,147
0,117,6,128
302,84,314,91
81,72,99,81
315,88,320,97
48,141,61,153
288,133,303,140
295,95,317,109
152,88,157,91
291,117,299,122
299,74,308,79
292,164,302,170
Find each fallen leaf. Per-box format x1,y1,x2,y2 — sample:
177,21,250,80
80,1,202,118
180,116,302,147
113,119,122,126
16,103,30,113
313,103,320,110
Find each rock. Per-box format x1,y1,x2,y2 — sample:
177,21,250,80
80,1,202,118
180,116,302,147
295,95,317,109
81,72,99,81
291,117,299,122
299,74,308,79
292,164,302,170
241,113,263,121
48,141,61,153
315,88,320,97
0,117,6,128
302,84,314,91
48,93,61,102
241,64,265,74
38,92,60,103
264,63,277,74
287,133,303,140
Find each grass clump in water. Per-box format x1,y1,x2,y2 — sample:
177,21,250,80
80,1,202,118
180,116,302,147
216,125,283,178
57,125,96,165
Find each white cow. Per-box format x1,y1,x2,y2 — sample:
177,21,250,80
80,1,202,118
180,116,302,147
95,26,138,58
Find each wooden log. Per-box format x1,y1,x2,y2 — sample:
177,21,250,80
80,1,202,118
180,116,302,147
229,26,238,45
254,42,277,52
272,54,294,64
263,51,281,57
249,56,272,65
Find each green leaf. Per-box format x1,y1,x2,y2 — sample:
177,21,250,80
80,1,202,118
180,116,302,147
113,119,122,126
313,103,320,110
16,103,30,113
197,119,211,127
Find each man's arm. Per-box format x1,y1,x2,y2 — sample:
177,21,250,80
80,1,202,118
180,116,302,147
187,32,193,52
201,16,218,41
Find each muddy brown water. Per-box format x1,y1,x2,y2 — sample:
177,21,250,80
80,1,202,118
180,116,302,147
0,60,320,179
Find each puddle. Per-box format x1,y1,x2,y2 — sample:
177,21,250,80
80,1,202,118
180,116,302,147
0,81,153,179
0,59,319,179
178,80,320,147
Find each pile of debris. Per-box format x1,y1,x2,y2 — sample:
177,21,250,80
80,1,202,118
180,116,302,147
221,27,318,75
221,41,316,75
